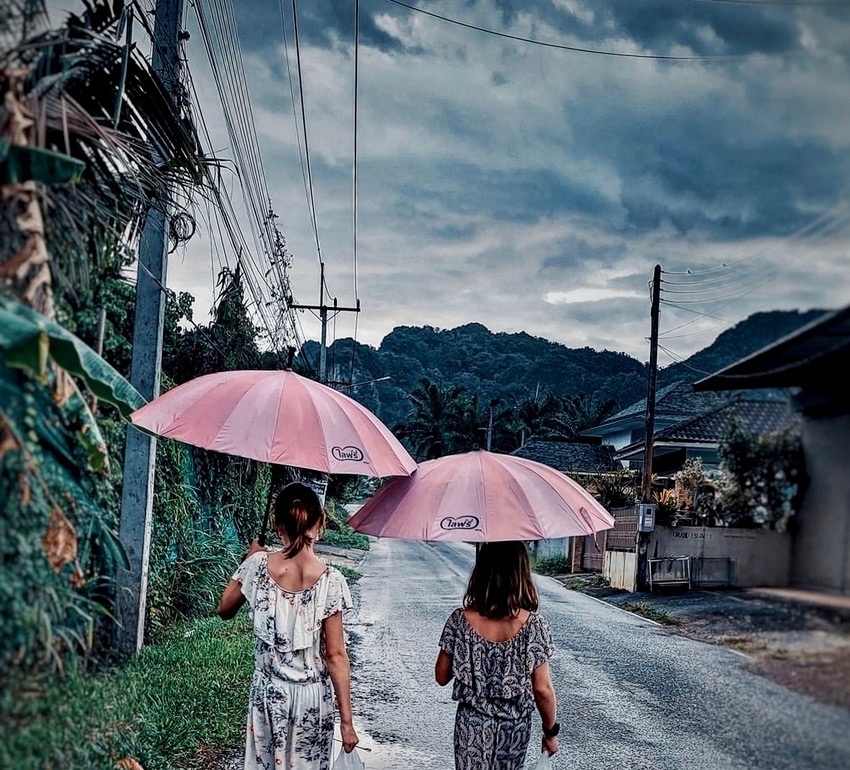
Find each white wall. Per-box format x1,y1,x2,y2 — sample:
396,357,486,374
649,526,792,588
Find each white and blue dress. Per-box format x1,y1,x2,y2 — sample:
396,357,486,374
233,552,352,770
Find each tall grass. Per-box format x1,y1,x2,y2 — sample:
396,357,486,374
3,614,253,770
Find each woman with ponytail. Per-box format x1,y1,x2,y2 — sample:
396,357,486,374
217,482,359,769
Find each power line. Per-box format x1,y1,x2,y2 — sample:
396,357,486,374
290,0,328,299
382,0,780,61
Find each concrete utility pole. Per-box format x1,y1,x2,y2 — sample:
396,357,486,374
637,263,662,590
290,262,360,384
116,0,185,656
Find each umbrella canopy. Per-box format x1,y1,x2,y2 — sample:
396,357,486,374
348,449,615,542
129,369,417,478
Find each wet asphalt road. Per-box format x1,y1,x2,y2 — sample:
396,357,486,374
343,538,850,770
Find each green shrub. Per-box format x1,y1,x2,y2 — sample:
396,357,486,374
531,555,572,576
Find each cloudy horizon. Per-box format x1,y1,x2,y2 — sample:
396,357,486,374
47,0,850,365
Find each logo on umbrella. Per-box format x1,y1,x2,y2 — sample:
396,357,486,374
440,515,480,531
332,446,365,462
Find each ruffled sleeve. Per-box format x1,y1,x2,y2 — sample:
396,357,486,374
231,552,265,608
321,567,353,620
527,612,554,671
439,608,462,656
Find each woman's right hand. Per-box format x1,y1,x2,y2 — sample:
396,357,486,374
245,538,266,559
542,734,559,756
340,721,359,753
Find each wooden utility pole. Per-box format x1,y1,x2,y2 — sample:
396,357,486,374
290,263,360,384
116,0,185,656
637,264,662,591
642,264,662,502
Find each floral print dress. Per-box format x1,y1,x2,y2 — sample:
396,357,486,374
233,552,352,770
439,608,554,770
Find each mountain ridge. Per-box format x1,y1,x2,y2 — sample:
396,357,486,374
299,308,828,428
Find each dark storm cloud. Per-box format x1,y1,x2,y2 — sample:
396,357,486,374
466,0,801,55
233,0,406,54
371,161,616,227
541,240,629,273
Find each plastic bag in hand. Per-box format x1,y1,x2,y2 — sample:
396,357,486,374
535,751,553,770
333,747,366,769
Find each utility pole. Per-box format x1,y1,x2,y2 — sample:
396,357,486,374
116,0,185,656
637,263,662,591
290,263,360,384
642,264,662,502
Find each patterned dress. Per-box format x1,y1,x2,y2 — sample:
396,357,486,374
233,552,352,770
439,608,554,770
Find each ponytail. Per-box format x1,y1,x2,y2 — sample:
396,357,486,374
273,483,326,559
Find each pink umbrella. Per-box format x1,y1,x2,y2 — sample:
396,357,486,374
348,449,615,542
129,369,417,478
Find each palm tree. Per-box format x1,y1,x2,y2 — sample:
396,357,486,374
395,377,468,460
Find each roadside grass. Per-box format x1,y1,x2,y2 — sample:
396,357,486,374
3,614,253,770
620,601,682,626
332,564,362,584
531,555,572,576
560,573,612,592
321,528,370,551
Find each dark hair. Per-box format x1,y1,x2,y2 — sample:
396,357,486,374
463,541,538,619
273,482,326,559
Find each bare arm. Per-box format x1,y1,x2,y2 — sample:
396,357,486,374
323,611,359,753
532,662,559,756
217,540,266,620
435,650,453,686
216,579,246,620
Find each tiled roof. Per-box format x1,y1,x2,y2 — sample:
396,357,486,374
510,439,622,473
608,380,728,422
655,398,795,443
615,397,797,459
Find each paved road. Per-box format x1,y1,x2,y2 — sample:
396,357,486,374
342,538,850,770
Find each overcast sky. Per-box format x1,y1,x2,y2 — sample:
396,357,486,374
48,0,850,364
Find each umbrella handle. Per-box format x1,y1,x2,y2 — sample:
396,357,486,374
258,506,270,547
258,481,277,546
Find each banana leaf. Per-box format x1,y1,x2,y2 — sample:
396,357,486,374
0,295,145,419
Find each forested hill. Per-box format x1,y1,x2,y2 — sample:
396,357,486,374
299,308,828,429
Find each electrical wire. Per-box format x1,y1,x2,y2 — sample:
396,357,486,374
381,0,781,61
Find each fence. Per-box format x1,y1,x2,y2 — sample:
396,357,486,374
606,506,638,551
580,505,636,572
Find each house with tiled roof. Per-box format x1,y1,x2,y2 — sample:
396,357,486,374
510,438,621,474
614,397,797,475
579,380,730,462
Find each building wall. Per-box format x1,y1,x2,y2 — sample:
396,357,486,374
532,538,570,561
792,412,850,595
649,526,792,587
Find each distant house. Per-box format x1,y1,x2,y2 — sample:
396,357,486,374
695,305,850,596
580,380,730,468
510,438,621,474
614,397,796,476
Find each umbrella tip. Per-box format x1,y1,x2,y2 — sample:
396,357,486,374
285,346,296,369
